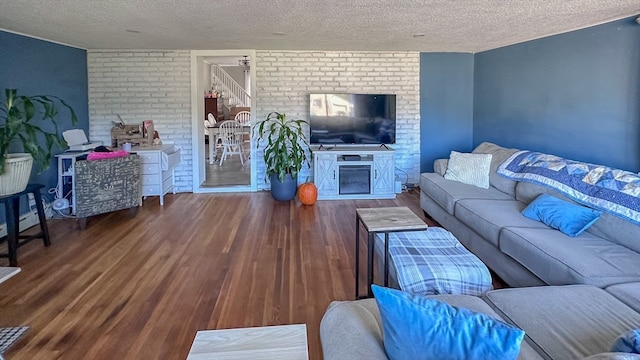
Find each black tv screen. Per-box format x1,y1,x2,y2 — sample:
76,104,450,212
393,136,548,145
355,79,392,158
309,93,396,144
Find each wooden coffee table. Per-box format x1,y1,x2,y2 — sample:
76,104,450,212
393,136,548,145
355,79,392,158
355,207,428,298
186,324,308,360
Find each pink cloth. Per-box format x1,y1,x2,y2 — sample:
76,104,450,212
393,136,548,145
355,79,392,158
87,150,129,161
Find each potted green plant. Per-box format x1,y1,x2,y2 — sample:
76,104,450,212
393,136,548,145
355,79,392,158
0,88,77,195
254,111,310,201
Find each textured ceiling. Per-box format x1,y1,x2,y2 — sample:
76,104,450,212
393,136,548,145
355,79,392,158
1,0,639,52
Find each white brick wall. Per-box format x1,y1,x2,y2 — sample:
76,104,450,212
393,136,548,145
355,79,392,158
87,50,193,192
87,50,421,193
255,51,421,190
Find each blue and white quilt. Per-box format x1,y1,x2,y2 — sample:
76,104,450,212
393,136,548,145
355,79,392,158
497,151,640,225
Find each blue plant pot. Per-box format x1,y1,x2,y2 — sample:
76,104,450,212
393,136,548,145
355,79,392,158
270,173,297,201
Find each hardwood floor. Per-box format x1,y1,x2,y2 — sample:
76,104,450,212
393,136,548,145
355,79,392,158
202,147,250,187
0,189,432,359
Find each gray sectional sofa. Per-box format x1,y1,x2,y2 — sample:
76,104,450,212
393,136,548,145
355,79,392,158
320,284,640,359
420,142,640,288
320,142,640,359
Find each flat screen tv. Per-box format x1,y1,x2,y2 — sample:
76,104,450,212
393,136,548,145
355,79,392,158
309,93,396,145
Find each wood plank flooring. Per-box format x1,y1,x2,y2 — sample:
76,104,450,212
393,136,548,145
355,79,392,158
202,147,250,187
0,190,434,360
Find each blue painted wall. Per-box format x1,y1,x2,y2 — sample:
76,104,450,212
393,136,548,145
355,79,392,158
473,17,640,172
0,31,87,224
0,31,88,198
420,53,474,172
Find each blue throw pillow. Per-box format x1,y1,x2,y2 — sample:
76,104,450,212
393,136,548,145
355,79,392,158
371,285,525,360
611,329,640,353
521,193,602,237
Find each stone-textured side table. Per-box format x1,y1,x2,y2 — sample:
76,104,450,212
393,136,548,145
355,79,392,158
355,206,428,298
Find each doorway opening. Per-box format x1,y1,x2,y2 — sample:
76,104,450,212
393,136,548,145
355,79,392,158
190,50,257,193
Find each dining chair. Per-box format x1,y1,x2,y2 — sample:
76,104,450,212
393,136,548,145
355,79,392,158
233,111,251,160
218,120,245,166
207,112,217,124
205,113,222,151
206,112,217,136
233,111,250,127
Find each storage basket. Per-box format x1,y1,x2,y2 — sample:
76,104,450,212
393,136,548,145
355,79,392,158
0,153,34,196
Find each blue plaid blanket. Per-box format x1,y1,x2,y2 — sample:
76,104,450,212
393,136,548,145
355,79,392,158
497,151,640,225
383,227,492,296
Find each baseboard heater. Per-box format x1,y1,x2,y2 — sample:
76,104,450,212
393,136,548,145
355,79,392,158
0,212,40,239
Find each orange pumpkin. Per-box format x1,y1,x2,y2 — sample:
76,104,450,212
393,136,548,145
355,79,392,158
298,180,318,205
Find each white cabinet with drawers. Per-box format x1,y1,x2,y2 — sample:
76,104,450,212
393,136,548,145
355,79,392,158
132,145,181,205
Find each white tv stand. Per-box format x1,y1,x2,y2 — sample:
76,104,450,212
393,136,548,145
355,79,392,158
311,145,395,200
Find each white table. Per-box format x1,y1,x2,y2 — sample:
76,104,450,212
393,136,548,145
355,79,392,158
187,324,309,360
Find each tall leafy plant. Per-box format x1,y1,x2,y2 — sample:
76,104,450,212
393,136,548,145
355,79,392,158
0,88,77,174
254,112,310,182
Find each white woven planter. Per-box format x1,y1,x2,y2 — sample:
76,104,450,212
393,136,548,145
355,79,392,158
0,153,34,196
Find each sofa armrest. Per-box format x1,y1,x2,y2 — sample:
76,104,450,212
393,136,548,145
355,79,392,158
320,299,388,360
434,158,449,176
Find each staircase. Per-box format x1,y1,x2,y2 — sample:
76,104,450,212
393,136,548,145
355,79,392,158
211,65,251,108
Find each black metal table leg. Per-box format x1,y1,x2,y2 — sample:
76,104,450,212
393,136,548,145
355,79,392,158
5,198,19,267
355,215,360,299
367,232,374,297
384,232,390,287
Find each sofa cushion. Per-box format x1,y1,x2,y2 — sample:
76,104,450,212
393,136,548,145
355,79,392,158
611,329,640,354
522,193,602,237
606,283,640,313
588,213,640,254
515,181,574,204
420,173,513,215
430,296,544,360
434,158,448,176
583,353,640,360
444,151,493,189
372,285,525,360
500,227,640,287
454,199,549,247
516,182,640,253
472,142,520,196
484,285,640,360
320,295,544,360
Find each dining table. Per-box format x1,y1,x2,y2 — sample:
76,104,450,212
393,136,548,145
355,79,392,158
206,123,250,165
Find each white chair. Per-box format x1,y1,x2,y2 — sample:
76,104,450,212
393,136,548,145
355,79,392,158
205,112,217,138
218,120,244,166
204,113,217,136
234,111,251,159
233,111,250,127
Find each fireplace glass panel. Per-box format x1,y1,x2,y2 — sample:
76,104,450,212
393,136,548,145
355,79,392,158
339,165,371,194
